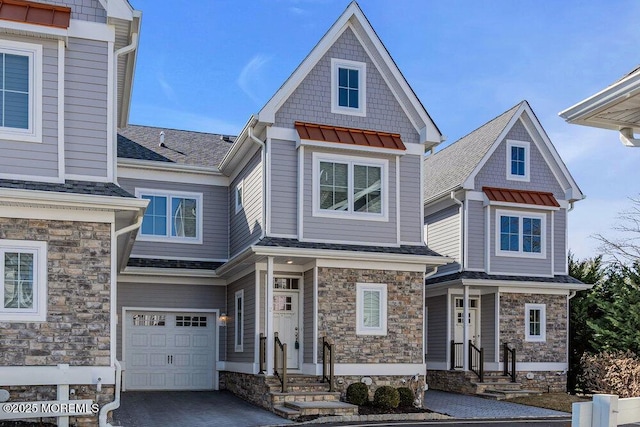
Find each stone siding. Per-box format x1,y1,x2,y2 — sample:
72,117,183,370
499,293,567,363
317,267,424,364
515,371,566,392
426,370,476,395
219,372,272,410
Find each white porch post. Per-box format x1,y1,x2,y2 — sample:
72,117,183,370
462,285,469,371
266,256,275,375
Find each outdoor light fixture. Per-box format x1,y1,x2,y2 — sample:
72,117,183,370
219,313,228,327
286,259,293,264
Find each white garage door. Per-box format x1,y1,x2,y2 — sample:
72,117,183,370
125,311,216,390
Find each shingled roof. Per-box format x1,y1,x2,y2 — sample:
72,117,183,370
423,102,524,201
118,125,236,168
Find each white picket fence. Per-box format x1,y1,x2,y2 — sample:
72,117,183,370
573,394,640,427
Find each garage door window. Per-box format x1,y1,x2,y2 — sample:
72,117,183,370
176,315,207,327
132,313,166,326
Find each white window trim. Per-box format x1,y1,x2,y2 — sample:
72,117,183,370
506,140,530,182
0,39,43,143
235,180,244,214
135,188,204,244
525,303,546,342
312,152,389,222
495,209,546,259
235,289,244,352
0,240,47,322
330,58,366,117
356,283,387,336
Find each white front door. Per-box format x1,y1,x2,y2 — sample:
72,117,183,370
454,298,479,345
125,311,216,390
273,291,300,369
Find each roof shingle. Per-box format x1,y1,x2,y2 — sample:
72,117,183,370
0,179,135,198
255,237,440,256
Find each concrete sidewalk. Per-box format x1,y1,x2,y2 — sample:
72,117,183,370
424,390,570,419
112,390,292,427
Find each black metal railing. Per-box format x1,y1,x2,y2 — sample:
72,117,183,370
274,332,287,392
503,343,516,383
450,340,463,370
469,340,484,382
259,333,266,374
322,337,334,392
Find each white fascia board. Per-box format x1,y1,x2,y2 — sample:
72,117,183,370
219,116,257,173
424,185,462,206
463,279,592,292
105,0,134,21
117,158,221,174
334,363,426,376
118,273,225,286
121,267,219,278
0,188,147,212
0,20,67,40
298,138,405,156
487,201,560,211
118,163,228,186
559,71,640,122
252,245,451,266
68,19,115,42
267,126,297,141
462,103,527,190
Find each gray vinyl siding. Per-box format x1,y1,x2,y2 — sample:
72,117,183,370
116,282,226,361
64,38,109,178
426,295,447,364
425,205,460,275
274,27,420,146
119,177,229,260
554,209,567,274
467,200,486,270
303,269,314,364
40,0,106,22
400,154,423,243
0,36,58,178
480,293,496,363
270,139,297,236
226,273,256,363
489,206,553,276
230,150,263,257
474,120,564,198
303,148,397,244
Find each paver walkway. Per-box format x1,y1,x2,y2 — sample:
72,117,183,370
424,390,569,418
112,390,292,427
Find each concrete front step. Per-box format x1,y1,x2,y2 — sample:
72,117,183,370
473,381,523,394
283,401,358,417
267,382,330,393
478,389,543,400
271,391,341,405
265,374,324,385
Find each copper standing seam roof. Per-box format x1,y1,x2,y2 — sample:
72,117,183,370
483,187,560,208
0,0,71,29
295,121,406,151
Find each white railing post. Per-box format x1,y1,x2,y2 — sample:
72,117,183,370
592,394,618,427
572,401,593,427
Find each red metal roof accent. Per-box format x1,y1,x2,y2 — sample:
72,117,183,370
0,0,71,29
483,187,560,207
295,121,406,151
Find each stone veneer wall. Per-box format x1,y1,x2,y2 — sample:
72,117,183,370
0,218,113,426
499,293,567,363
316,267,424,364
219,372,272,410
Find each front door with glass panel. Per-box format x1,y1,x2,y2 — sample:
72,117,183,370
273,278,300,370
454,298,479,345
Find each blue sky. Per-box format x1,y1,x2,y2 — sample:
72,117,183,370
128,0,640,260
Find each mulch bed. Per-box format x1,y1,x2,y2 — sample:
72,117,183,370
357,403,433,415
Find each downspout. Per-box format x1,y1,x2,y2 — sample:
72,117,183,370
249,126,267,239
115,213,143,238
451,191,464,272
98,359,122,427
619,127,640,147
568,201,575,212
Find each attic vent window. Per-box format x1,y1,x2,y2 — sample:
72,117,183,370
331,58,366,117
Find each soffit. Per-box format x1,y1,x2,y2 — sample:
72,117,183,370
483,186,559,208
295,121,406,151
0,0,70,29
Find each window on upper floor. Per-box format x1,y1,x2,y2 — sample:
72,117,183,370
356,283,387,336
312,152,388,221
506,140,530,182
0,240,47,322
235,180,243,214
496,209,545,258
331,58,366,117
136,189,203,244
0,40,42,143
525,303,546,342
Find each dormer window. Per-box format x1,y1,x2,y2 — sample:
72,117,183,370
331,58,366,117
506,140,530,181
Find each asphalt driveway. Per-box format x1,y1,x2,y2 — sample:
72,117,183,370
112,390,292,427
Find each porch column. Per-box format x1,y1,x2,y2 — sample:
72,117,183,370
462,285,469,371
266,256,275,375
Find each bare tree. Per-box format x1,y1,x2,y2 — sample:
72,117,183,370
595,196,640,264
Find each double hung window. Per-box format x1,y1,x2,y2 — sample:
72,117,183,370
496,210,545,258
136,189,203,243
